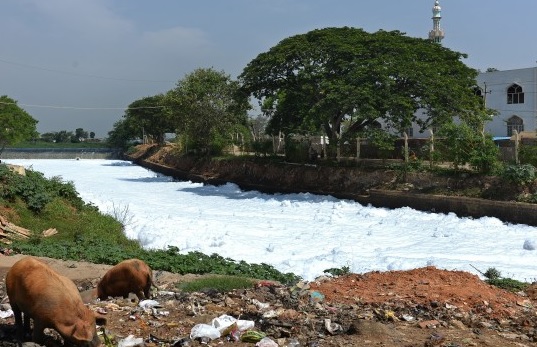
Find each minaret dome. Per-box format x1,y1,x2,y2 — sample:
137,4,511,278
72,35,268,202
432,0,442,18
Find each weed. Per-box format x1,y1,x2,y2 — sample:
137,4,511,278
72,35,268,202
323,265,351,277
176,275,255,293
478,266,529,292
484,267,502,280
502,164,537,185
486,278,529,292
107,202,134,228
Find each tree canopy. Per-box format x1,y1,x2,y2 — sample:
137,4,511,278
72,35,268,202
239,27,486,150
165,68,249,154
107,94,172,148
124,94,172,145
0,95,38,151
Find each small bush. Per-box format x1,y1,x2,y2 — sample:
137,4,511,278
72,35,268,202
519,144,537,167
324,265,351,277
176,275,256,293
251,139,273,157
0,164,87,213
484,267,502,280
501,164,537,185
486,278,529,292
482,267,529,292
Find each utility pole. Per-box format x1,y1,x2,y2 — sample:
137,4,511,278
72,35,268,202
481,83,492,140
482,82,492,108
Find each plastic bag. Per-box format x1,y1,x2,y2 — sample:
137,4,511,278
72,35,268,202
190,323,221,340
236,319,255,331
118,335,144,347
211,314,236,333
211,314,254,332
255,337,278,347
138,299,160,309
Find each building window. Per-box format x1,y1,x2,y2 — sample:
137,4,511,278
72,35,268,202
507,84,524,104
507,115,524,136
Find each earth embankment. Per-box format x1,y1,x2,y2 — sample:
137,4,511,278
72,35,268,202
125,144,537,226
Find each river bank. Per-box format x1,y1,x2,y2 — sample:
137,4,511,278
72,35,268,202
126,144,537,226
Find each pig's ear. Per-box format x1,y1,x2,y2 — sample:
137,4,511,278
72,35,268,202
94,313,107,326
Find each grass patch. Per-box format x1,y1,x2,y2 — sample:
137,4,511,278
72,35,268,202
486,278,529,292
176,275,256,293
475,266,530,293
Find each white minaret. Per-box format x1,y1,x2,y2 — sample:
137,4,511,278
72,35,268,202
428,0,445,43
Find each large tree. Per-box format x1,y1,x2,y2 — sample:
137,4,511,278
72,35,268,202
107,94,172,148
239,27,486,152
107,118,136,149
124,94,172,145
165,68,249,154
0,95,38,152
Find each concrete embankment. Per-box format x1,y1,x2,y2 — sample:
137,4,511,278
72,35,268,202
125,150,537,227
1,148,121,160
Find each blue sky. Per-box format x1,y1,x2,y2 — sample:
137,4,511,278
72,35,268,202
1,0,537,138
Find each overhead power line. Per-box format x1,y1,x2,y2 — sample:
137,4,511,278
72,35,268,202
0,101,168,111
0,57,175,83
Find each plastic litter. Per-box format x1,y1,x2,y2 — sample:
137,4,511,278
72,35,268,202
309,291,324,304
211,314,254,333
211,314,236,332
287,338,300,347
324,318,342,334
138,299,160,309
189,323,220,340
118,335,144,347
236,319,255,331
251,298,270,310
0,309,13,319
255,337,278,347
171,337,193,347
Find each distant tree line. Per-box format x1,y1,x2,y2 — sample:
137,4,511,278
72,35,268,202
40,128,96,143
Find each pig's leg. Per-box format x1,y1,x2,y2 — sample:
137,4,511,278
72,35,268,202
11,304,25,342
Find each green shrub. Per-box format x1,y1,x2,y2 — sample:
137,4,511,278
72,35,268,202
501,164,537,185
324,265,351,277
484,267,502,280
482,267,529,292
486,278,529,292
251,139,273,157
434,123,500,173
519,144,537,167
0,164,87,213
284,138,310,163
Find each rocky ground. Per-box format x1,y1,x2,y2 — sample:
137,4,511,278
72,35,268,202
1,255,537,347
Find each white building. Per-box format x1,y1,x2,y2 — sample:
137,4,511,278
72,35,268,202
477,68,537,138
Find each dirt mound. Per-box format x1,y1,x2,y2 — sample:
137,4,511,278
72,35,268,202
0,256,536,346
311,267,526,319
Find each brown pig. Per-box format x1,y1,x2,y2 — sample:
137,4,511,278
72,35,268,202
97,258,154,300
6,256,106,346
